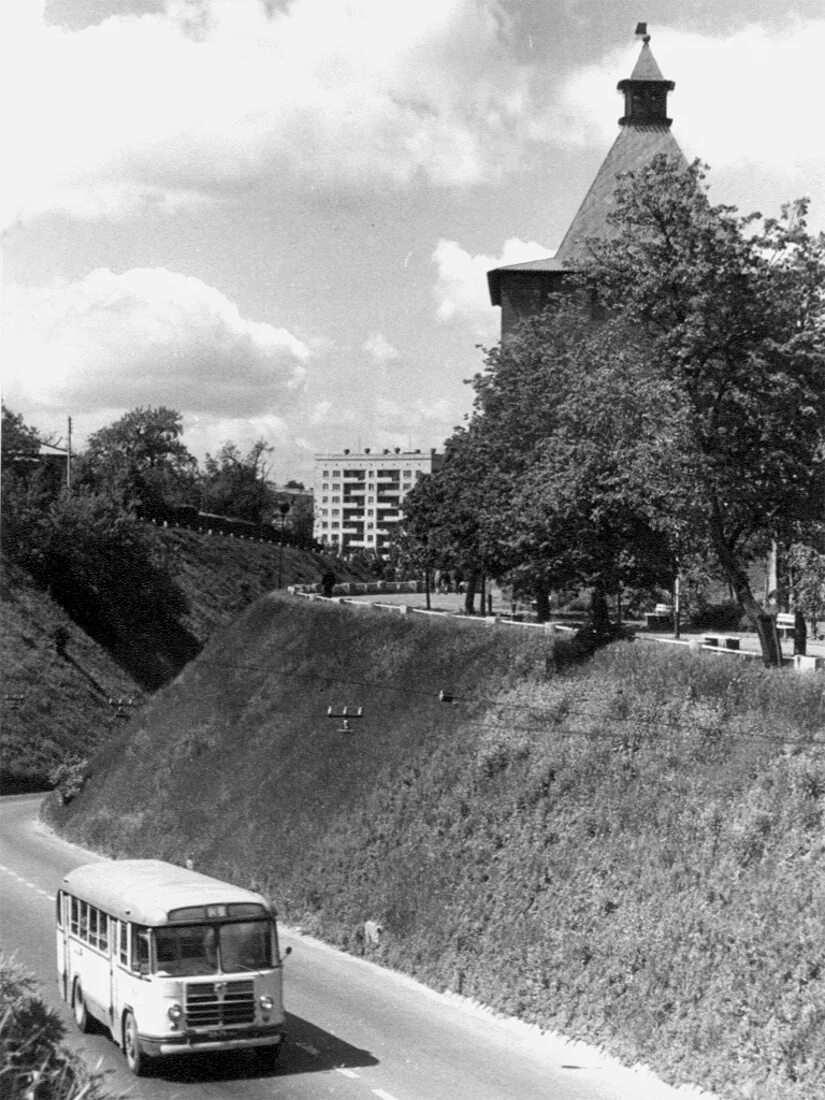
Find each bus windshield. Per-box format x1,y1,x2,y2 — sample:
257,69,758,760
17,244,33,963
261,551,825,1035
154,921,272,976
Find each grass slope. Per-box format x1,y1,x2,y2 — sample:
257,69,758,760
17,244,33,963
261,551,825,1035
0,532,355,790
47,596,825,1100
0,558,143,792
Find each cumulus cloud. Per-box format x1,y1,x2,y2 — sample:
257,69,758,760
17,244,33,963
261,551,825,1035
2,267,311,434
364,333,401,364
432,237,551,327
1,0,535,226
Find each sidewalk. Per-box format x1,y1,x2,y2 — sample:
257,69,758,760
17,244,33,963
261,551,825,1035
350,589,825,664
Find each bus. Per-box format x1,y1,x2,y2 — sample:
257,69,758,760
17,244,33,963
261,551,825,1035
56,859,289,1075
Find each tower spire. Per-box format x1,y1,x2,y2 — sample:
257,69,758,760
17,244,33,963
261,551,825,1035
617,24,675,128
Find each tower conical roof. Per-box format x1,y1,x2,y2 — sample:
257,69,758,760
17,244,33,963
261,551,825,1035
628,39,666,81
488,27,684,305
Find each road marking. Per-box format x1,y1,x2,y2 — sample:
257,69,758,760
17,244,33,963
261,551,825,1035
294,1040,320,1056
335,1067,360,1079
0,864,56,902
372,1090,400,1100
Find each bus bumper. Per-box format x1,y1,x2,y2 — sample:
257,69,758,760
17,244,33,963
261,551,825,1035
140,1025,285,1058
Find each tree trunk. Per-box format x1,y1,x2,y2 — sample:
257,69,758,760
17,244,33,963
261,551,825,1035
534,585,550,624
709,501,782,667
464,572,478,615
590,576,611,637
794,610,807,657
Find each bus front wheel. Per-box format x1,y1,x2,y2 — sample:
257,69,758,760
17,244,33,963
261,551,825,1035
123,1011,149,1076
72,982,91,1033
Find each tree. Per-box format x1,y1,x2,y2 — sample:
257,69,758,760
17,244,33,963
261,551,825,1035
1,407,64,558
576,158,825,663
403,428,495,614
200,439,277,524
410,159,824,661
2,404,42,461
76,406,197,514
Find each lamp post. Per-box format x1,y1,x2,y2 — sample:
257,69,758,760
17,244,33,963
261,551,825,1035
277,502,291,588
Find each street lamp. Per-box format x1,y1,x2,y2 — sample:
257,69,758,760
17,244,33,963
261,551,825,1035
277,502,291,588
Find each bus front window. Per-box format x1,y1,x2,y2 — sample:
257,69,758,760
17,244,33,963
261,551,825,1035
220,921,272,972
155,925,217,976
153,922,272,975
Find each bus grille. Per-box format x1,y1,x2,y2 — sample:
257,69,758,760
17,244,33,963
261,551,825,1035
185,981,255,1027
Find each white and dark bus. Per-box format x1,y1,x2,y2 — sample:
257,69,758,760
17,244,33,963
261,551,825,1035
57,859,289,1075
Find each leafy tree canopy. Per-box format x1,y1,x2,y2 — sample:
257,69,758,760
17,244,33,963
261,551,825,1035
76,406,197,513
201,439,277,524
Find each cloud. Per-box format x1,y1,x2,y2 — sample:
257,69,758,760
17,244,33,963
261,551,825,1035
364,333,401,364
432,237,551,327
2,0,535,226
2,267,311,438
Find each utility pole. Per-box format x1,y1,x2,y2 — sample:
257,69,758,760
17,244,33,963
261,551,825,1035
66,416,72,492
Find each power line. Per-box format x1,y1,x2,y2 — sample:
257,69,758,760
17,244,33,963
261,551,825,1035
190,657,825,751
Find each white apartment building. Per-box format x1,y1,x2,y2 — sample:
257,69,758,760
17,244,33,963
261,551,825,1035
313,448,443,555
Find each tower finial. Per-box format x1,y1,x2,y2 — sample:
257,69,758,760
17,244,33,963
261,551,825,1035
635,21,651,44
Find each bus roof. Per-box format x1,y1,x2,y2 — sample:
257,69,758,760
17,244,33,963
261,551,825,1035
62,860,274,926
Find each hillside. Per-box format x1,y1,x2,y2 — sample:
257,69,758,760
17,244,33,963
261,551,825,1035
47,594,825,1100
0,530,357,791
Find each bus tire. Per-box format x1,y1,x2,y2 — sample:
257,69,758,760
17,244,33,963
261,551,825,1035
123,1011,149,1077
72,982,92,1033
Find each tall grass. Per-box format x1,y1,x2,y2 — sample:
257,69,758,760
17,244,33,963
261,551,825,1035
48,597,825,1099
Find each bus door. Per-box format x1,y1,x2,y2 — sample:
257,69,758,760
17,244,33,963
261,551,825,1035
56,891,69,1002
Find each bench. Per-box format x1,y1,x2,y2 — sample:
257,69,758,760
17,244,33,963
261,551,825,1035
776,612,796,640
703,634,741,651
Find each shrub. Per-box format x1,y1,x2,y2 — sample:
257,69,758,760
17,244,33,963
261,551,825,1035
688,600,742,631
0,955,110,1099
48,756,90,805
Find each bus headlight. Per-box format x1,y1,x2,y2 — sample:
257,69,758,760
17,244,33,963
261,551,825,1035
259,995,274,1013
167,1003,183,1023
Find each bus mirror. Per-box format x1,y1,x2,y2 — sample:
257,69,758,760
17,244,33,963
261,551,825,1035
281,946,292,962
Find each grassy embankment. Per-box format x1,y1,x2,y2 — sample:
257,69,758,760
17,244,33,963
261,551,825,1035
47,595,825,1100
0,529,353,791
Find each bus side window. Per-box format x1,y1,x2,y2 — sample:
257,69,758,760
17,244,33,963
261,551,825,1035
56,891,64,929
99,912,109,953
88,906,99,948
71,896,79,935
80,901,89,942
132,926,150,974
119,921,129,966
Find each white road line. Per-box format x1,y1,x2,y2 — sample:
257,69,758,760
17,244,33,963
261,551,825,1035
294,1040,320,1056
335,1067,360,1079
372,1090,400,1100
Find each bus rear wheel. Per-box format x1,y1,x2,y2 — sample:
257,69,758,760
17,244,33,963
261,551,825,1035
123,1011,150,1077
72,983,92,1033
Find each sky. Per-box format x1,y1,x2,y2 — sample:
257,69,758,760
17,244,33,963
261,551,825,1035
2,0,824,486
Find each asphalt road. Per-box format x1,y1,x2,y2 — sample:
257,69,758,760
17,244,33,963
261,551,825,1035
0,794,713,1100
